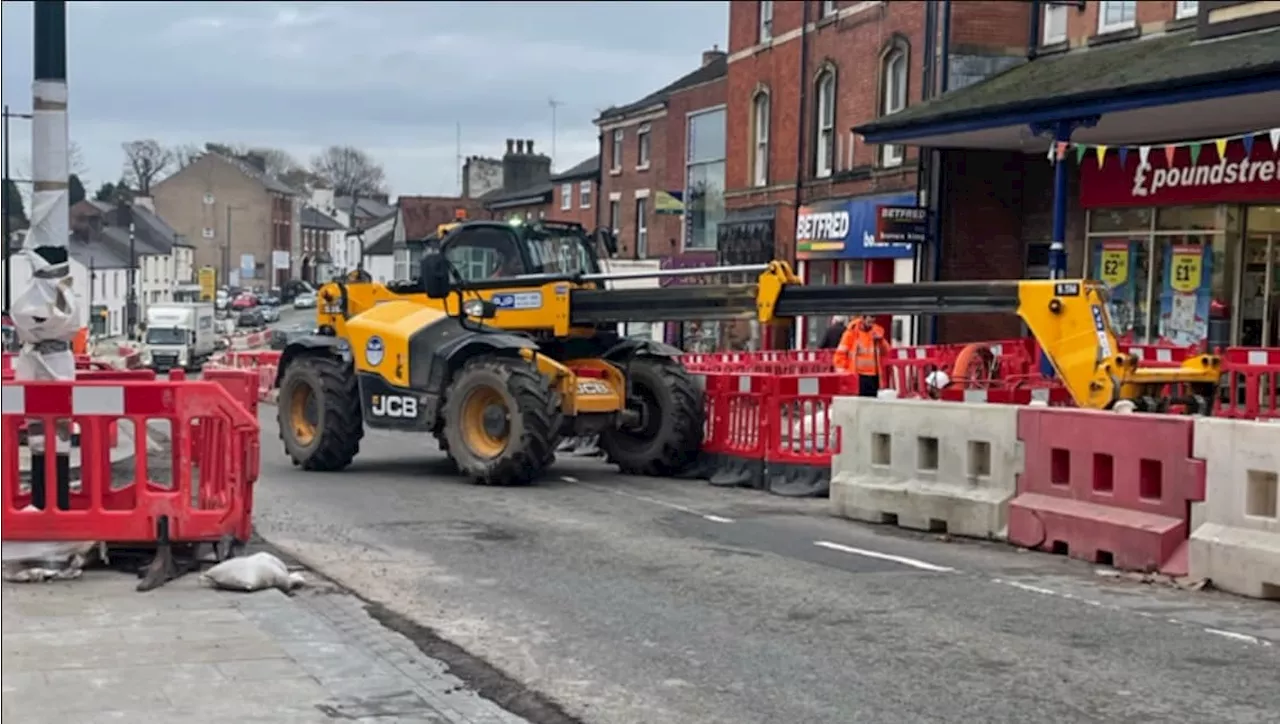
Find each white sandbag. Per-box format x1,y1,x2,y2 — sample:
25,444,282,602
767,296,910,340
201,552,305,593
876,388,900,400
1,540,99,582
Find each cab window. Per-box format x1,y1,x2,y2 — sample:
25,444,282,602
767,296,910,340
442,228,524,281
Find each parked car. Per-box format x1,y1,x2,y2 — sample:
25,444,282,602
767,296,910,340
260,304,282,324
231,293,257,310
293,292,317,309
260,294,281,307
237,308,265,328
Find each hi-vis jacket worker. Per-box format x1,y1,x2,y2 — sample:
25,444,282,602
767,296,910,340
833,316,891,397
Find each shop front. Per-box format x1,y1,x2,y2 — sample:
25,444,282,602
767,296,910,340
794,192,918,349
1079,134,1280,349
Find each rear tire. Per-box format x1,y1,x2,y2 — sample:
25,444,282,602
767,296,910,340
441,357,562,485
600,356,704,476
277,353,363,471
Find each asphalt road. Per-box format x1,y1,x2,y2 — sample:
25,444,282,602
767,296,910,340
251,410,1280,724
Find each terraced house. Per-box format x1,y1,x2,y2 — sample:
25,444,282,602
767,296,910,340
857,0,1280,347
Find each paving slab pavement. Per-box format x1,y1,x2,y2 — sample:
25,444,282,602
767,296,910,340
2,571,531,724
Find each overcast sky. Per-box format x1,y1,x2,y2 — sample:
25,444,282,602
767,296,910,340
1,0,726,198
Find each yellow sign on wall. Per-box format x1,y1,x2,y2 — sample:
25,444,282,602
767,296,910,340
1099,242,1129,287
198,267,217,301
1169,246,1203,294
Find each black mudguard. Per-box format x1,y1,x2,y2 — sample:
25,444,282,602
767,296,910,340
274,335,348,388
601,337,683,363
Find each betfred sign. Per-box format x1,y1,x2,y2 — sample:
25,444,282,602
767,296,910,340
1079,141,1280,209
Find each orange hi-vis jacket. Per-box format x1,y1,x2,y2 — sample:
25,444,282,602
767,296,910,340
833,318,890,376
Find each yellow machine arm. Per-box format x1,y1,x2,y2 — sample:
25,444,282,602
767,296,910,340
315,261,1221,411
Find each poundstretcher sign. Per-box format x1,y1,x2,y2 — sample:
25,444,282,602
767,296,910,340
1079,142,1280,209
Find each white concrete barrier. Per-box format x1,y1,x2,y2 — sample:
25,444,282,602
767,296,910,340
1189,418,1280,600
829,397,1023,540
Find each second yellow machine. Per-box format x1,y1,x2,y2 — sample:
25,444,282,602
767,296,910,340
274,219,1222,486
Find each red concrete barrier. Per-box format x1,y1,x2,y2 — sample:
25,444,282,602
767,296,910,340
1008,408,1206,575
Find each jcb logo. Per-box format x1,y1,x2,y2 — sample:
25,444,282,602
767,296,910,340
371,395,418,418
577,380,612,396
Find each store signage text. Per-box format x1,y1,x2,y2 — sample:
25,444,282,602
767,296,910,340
796,209,850,242
795,193,918,260
1080,143,1280,209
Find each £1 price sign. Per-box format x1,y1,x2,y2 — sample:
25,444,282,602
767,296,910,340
1169,245,1204,294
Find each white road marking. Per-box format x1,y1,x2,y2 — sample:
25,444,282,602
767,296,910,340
1204,628,1271,646
565,479,735,524
814,541,955,573
993,578,1273,647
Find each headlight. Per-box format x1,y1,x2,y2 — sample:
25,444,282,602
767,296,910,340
463,299,486,317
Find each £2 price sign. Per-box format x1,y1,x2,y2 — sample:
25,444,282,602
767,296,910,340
1170,245,1204,294
1099,241,1130,286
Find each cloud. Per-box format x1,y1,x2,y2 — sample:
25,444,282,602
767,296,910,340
0,0,727,196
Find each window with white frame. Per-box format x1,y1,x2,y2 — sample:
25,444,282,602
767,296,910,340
579,182,591,208
1042,3,1067,44
815,69,836,178
1098,1,1137,33
611,129,623,171
637,126,651,168
1175,0,1198,19
752,92,770,187
822,0,837,18
759,0,774,42
561,183,573,210
635,198,648,259
609,200,620,235
880,47,908,167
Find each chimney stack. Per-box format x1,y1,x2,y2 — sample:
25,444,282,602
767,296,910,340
517,139,526,154
506,139,515,154
527,140,535,154
702,45,726,67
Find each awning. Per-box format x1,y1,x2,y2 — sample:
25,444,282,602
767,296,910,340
654,190,685,215
854,27,1280,151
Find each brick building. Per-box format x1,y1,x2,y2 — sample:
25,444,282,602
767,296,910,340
550,155,601,229
724,0,1030,347
857,0,1280,347
595,48,727,261
390,195,487,281
481,139,555,222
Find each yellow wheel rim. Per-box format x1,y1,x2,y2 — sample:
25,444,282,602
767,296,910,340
461,387,508,459
290,384,317,446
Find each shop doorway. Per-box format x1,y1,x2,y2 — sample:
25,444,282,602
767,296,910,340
1238,206,1280,347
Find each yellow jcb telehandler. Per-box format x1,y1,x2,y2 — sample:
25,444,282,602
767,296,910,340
274,219,1222,486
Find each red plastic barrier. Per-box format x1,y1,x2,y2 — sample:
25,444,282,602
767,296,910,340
704,375,773,489
763,374,857,496
1008,408,1205,575
937,387,1074,406
1217,347,1279,420
2,379,259,548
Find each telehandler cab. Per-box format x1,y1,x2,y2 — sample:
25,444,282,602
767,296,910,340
274,219,1222,487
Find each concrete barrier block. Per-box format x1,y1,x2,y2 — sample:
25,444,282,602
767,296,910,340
829,397,1022,540
1189,418,1280,600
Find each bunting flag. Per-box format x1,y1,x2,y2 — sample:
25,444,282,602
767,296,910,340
1048,127,1280,166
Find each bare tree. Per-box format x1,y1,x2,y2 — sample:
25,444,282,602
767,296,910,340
250,147,302,178
68,141,87,177
172,143,204,169
121,139,174,195
310,145,387,197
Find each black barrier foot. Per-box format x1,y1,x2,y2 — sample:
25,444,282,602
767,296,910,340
137,516,185,592
213,534,242,563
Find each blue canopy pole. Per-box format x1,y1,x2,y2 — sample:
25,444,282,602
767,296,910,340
1033,116,1098,377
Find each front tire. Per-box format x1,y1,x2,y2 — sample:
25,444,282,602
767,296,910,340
441,357,562,485
277,353,364,471
600,357,704,476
